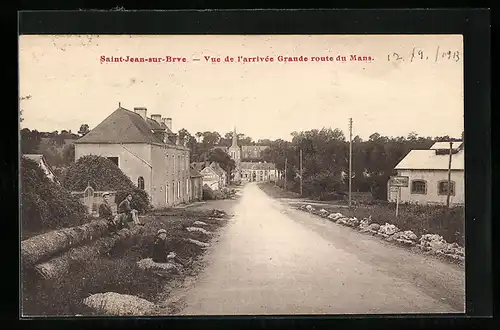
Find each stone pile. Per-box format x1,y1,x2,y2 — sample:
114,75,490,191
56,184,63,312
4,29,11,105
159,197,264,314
82,292,158,316
387,230,419,246
377,223,400,238
418,234,465,262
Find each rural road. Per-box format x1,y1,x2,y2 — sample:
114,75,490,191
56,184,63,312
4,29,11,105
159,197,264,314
176,183,465,315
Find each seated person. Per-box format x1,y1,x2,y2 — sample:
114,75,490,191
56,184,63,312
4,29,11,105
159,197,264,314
117,193,144,227
152,229,192,267
99,192,118,233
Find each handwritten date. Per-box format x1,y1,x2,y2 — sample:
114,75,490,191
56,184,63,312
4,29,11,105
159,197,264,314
387,46,460,63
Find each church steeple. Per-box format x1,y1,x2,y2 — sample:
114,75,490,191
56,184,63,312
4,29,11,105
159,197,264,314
231,126,238,147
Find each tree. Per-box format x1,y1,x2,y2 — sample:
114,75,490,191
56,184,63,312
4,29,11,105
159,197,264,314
19,95,32,123
20,128,41,154
206,148,236,184
78,124,90,136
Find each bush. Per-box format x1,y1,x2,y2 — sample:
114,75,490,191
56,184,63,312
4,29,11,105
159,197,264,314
202,185,216,200
63,155,152,213
21,157,88,237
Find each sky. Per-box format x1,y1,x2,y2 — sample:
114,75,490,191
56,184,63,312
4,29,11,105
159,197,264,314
19,34,463,141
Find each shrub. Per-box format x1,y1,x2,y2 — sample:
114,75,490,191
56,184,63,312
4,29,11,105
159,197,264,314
63,155,152,213
21,157,88,237
202,185,215,200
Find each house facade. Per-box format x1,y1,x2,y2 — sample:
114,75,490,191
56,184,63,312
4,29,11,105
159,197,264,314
241,162,278,182
74,105,191,208
388,141,464,205
189,167,203,201
195,161,227,190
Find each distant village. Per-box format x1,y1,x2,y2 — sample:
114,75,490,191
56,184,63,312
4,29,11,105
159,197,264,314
21,104,464,214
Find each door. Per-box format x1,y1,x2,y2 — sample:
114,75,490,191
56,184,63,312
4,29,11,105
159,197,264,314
165,184,169,205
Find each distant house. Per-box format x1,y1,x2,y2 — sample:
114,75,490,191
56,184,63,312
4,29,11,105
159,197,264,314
388,141,464,205
241,161,278,182
23,154,59,183
195,161,227,190
74,105,192,208
189,167,203,201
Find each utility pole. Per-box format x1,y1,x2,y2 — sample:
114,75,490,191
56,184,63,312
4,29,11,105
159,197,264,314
348,118,353,208
446,141,453,208
284,158,288,191
300,149,303,196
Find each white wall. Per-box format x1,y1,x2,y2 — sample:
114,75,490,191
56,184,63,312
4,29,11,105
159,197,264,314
388,169,464,205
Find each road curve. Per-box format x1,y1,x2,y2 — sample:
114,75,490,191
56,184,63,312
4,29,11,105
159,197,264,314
176,183,465,315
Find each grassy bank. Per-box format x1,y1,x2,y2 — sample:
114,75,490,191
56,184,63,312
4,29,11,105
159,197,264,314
257,182,301,199
22,210,228,316
259,183,464,246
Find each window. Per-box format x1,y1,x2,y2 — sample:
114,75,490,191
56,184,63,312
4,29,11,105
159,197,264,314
137,176,145,190
107,157,119,167
411,180,427,194
438,181,455,196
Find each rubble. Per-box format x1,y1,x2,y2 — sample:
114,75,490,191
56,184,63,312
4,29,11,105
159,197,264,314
377,223,400,238
336,217,360,228
358,216,372,230
318,209,329,217
361,223,380,235
418,234,465,262
387,230,419,246
305,205,314,212
327,213,344,221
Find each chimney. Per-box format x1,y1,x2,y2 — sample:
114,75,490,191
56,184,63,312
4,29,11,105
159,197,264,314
134,107,147,121
151,114,162,125
165,118,172,131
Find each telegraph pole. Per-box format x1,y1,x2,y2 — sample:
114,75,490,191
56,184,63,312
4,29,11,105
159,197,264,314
284,158,288,191
300,149,303,196
348,118,353,208
446,141,453,208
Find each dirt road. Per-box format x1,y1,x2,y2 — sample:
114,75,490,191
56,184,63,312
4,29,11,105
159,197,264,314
174,183,465,315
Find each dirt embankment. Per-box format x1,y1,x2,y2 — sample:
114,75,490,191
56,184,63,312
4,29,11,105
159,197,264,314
22,208,230,317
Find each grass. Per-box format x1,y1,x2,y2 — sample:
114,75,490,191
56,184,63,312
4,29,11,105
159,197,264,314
21,210,228,316
259,182,464,246
257,182,301,199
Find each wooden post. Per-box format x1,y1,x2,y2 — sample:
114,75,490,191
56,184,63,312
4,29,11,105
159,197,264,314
446,141,453,208
396,186,400,217
300,149,303,196
284,158,288,191
348,118,353,208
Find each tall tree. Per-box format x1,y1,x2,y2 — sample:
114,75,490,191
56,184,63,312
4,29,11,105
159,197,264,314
78,124,90,136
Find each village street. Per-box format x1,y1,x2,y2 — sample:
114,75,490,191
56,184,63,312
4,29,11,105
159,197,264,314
173,182,465,315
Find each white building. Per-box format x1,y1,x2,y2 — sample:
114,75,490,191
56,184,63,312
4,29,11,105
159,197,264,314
388,141,464,205
23,154,59,183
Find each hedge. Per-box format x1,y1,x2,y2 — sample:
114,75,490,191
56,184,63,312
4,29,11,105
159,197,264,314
63,155,152,214
21,157,88,236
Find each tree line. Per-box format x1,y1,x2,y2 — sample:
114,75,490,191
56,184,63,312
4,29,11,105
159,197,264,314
21,124,463,200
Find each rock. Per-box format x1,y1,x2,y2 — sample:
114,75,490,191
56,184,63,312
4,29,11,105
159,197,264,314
377,223,399,238
367,223,380,231
82,292,158,316
136,258,180,273
388,230,419,246
186,238,209,248
305,205,314,211
358,217,371,230
328,213,344,221
318,209,329,217
418,234,465,261
193,221,208,226
186,227,213,235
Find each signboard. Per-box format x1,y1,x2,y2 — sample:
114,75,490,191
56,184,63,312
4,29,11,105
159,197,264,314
389,176,409,187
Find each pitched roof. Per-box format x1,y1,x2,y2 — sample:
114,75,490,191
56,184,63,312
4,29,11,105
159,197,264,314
75,107,171,144
430,141,463,150
240,162,276,170
394,149,464,170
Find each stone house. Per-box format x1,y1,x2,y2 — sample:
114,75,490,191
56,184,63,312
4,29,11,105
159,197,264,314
74,105,192,208
388,141,464,205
